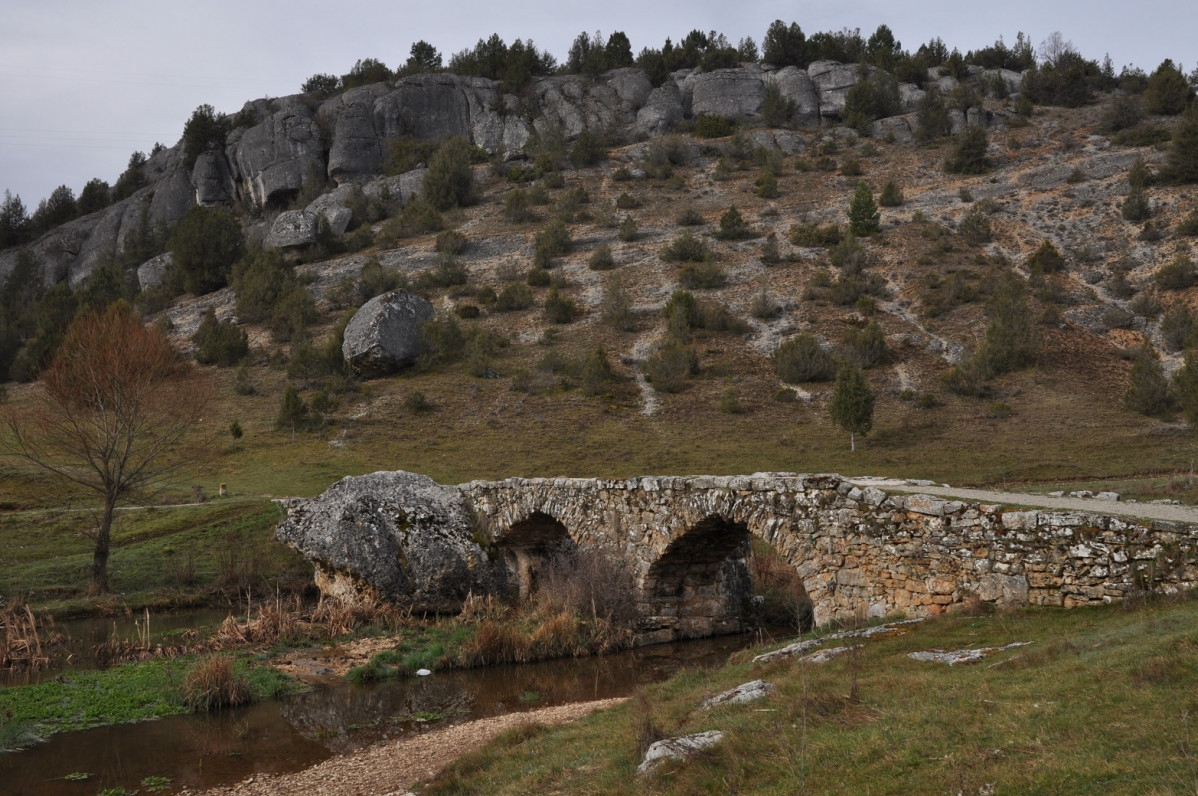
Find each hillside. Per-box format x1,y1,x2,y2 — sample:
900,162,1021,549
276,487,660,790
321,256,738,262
2,51,1198,508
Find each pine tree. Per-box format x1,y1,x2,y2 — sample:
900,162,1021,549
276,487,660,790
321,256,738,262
847,181,881,237
980,273,1038,376
1165,106,1198,184
1124,342,1174,416
1173,348,1198,427
276,384,309,434
829,365,875,451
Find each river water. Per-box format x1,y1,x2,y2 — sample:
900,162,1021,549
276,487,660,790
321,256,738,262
0,615,759,795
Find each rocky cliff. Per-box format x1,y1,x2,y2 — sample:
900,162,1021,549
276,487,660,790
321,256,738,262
1,60,1015,290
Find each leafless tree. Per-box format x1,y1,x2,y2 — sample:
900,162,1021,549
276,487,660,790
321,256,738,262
4,303,210,594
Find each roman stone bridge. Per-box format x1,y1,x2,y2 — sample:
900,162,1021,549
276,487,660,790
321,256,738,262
277,470,1198,643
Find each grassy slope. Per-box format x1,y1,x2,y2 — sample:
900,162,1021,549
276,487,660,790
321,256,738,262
427,599,1198,795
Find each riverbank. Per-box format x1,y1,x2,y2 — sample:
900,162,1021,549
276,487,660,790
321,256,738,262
177,698,626,796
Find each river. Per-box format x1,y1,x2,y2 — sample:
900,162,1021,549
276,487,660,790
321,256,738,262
0,613,760,795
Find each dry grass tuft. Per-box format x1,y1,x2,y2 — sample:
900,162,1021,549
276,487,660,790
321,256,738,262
183,654,251,711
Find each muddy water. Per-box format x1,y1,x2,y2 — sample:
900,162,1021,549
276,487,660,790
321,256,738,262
0,633,755,795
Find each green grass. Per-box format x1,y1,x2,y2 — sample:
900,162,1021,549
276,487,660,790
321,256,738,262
425,598,1198,794
0,498,312,616
0,655,297,746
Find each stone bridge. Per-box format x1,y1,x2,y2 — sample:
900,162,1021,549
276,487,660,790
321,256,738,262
277,471,1198,643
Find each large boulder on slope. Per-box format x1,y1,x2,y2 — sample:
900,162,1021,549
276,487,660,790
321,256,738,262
341,289,434,377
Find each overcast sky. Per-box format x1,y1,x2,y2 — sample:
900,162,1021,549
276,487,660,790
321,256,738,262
2,0,1195,210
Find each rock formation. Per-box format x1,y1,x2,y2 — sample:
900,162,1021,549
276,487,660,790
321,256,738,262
2,59,1013,291
275,470,502,612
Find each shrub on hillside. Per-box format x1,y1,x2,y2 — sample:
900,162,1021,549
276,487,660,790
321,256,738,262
878,179,904,207
1155,254,1197,290
774,334,837,383
643,338,699,392
1027,240,1066,275
169,205,245,295
715,206,752,240
944,126,991,174
421,137,478,211
788,221,842,247
534,219,571,267
693,114,736,138
661,232,712,263
192,307,248,367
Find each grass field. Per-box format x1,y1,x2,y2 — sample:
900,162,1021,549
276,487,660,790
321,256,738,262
426,597,1198,795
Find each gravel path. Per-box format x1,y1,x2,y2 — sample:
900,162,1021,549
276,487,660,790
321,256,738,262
178,698,626,796
849,477,1198,525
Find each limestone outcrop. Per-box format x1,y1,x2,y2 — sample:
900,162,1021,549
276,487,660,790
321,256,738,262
275,470,502,612
5,56,1021,290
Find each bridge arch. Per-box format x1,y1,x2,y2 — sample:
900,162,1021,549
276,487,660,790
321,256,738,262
492,510,573,602
641,514,756,641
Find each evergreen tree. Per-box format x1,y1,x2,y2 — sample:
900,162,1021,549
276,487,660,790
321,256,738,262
421,137,477,211
944,126,991,174
191,306,249,367
762,20,807,68
1165,106,1198,184
0,190,30,248
169,205,245,295
980,273,1038,376
276,384,309,434
1143,59,1194,115
848,181,881,237
829,365,875,451
605,32,634,68
403,41,442,75
76,178,110,215
31,185,77,234
182,104,231,170
1124,342,1174,416
1174,347,1198,427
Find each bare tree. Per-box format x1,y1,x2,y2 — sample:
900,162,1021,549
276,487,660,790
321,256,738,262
1037,31,1075,68
4,303,210,594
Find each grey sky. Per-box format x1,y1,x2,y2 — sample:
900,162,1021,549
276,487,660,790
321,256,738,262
2,0,1194,210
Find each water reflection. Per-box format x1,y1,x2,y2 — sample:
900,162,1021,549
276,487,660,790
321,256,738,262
0,633,752,795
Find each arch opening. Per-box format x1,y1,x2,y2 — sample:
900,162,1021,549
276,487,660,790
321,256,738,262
746,539,815,634
493,511,572,603
642,515,755,641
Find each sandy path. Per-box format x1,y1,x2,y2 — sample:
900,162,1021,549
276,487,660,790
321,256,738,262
179,698,626,796
849,477,1198,525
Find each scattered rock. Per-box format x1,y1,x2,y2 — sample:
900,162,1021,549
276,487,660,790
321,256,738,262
827,618,925,640
801,645,858,664
265,210,320,249
636,731,725,776
908,641,1031,665
137,252,173,291
752,638,824,664
701,680,774,709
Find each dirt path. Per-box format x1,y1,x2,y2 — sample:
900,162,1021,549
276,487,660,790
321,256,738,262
178,698,626,796
849,477,1198,525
